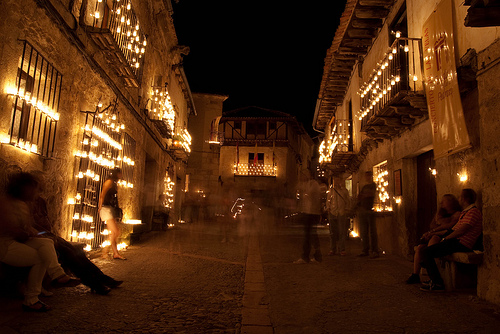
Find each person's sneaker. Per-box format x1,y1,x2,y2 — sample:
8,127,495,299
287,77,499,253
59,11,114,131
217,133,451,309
357,252,369,257
370,252,380,259
340,251,347,256
293,258,308,264
328,251,335,256
420,281,445,292
406,274,421,284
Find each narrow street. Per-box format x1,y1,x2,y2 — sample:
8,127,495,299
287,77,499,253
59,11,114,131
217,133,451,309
1,221,500,334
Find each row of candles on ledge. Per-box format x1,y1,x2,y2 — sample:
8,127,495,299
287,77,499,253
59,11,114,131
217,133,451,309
92,0,147,69
319,120,352,164
356,34,421,121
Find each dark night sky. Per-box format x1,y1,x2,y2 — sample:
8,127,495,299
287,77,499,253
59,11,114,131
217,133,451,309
172,1,347,135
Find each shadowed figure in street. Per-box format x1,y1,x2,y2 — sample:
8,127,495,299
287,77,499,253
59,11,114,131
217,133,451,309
327,176,351,256
98,167,126,260
357,171,379,258
294,171,324,264
215,177,235,243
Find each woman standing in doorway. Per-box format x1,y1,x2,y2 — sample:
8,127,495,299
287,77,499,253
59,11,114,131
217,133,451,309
99,167,126,260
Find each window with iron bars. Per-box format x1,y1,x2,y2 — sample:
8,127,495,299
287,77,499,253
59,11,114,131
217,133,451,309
70,112,135,250
7,41,62,157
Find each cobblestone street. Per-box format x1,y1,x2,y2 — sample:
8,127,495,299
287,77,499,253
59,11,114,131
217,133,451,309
2,221,500,334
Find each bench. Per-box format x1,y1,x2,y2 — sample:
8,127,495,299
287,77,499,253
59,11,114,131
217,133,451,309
438,250,484,291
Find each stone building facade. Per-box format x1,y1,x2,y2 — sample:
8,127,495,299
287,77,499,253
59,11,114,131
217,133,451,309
315,0,500,304
186,93,228,197
218,106,314,205
0,0,195,247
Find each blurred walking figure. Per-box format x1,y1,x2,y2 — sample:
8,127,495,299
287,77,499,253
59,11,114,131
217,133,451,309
215,177,234,243
327,176,351,256
99,167,126,260
357,171,379,258
154,194,170,230
294,172,323,264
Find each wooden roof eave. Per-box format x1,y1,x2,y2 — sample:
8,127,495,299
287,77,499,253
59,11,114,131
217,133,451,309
314,0,396,131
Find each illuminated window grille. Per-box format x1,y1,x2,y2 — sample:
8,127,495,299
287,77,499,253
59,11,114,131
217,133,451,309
70,111,134,249
233,163,277,177
163,171,175,209
373,161,392,212
92,0,147,77
120,132,136,189
6,41,62,157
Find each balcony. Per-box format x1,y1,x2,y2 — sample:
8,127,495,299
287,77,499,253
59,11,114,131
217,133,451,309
234,163,277,177
319,119,355,174
208,131,224,145
86,0,147,88
168,130,191,162
358,38,427,140
149,86,175,139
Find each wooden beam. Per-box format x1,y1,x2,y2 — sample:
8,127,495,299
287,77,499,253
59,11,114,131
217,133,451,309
324,88,347,94
331,59,357,67
338,46,369,55
346,28,377,38
329,69,355,77
354,7,390,19
465,7,500,27
358,0,394,6
351,18,384,29
325,78,350,84
332,53,360,61
341,38,373,48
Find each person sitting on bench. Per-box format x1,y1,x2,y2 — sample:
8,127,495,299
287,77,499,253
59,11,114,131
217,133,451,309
0,172,73,312
30,171,122,295
420,189,483,292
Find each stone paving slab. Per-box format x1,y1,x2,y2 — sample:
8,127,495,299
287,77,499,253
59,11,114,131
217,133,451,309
243,291,269,309
240,325,274,334
241,306,272,326
245,270,265,283
260,226,500,334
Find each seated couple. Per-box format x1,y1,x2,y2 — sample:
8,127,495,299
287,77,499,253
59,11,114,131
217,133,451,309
0,172,121,312
406,189,482,292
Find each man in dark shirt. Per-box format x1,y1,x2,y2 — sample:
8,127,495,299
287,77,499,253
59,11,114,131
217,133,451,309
357,171,378,258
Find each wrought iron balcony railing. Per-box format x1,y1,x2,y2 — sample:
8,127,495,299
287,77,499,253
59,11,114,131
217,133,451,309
88,0,147,87
319,119,354,165
357,38,426,138
234,163,277,177
208,131,224,145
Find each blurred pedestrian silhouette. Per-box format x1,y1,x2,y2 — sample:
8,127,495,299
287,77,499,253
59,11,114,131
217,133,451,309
154,194,170,230
294,171,323,263
215,177,235,243
357,171,378,258
327,176,351,256
98,167,126,260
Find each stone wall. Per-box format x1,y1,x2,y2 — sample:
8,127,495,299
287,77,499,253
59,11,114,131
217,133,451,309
0,0,192,244
477,38,500,305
